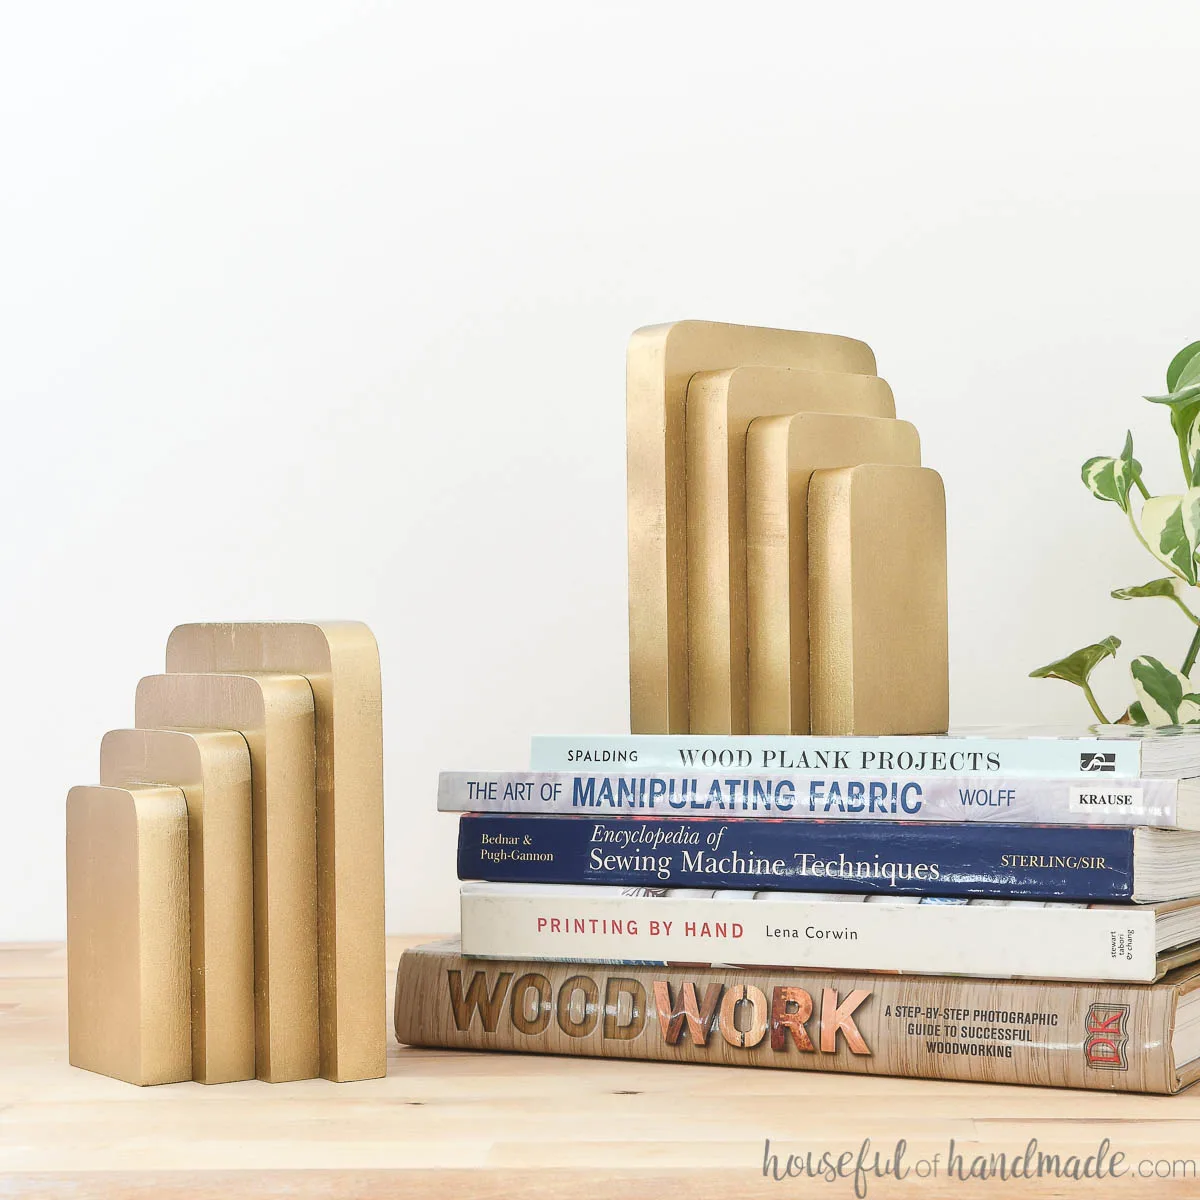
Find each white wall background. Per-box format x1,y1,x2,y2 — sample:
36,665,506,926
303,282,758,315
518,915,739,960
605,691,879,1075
4,1,1200,941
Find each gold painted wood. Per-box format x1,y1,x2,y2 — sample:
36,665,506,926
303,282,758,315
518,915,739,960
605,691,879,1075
164,621,385,1083
134,672,319,1082
66,784,191,1086
9,937,1200,1194
99,728,254,1084
745,414,922,734
685,366,895,735
626,321,877,734
808,463,950,735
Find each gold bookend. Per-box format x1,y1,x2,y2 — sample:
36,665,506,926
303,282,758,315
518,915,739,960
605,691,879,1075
99,728,254,1084
745,414,922,735
66,784,191,1086
135,672,319,1083
808,463,949,735
685,366,895,735
164,622,386,1083
627,321,876,734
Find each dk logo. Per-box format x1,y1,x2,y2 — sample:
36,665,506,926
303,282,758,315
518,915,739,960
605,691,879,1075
1083,1003,1130,1070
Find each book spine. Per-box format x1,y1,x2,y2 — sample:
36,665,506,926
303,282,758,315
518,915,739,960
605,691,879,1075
439,771,1178,826
395,940,1177,1092
459,885,1161,982
529,735,1143,778
456,814,1137,900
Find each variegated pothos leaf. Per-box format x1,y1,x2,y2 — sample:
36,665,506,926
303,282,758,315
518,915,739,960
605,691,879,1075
1140,494,1200,585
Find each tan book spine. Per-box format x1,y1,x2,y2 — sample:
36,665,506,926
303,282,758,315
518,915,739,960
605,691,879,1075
395,941,1187,1094
626,321,876,735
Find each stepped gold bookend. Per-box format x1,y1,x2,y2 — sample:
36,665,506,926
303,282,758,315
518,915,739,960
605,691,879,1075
135,672,319,1084
99,728,254,1084
808,463,949,735
66,784,191,1086
685,366,895,736
745,413,922,735
165,621,386,1083
627,321,877,734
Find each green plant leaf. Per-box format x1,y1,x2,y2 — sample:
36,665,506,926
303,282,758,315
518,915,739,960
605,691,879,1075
1140,494,1200,584
1146,382,1200,408
1082,456,1120,503
1118,700,1151,726
1111,577,1179,601
1030,637,1120,686
1081,434,1143,512
1129,655,1200,724
1169,342,1200,392
1186,409,1200,486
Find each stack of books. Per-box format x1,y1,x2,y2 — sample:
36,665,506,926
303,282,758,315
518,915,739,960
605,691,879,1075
395,728,1200,1093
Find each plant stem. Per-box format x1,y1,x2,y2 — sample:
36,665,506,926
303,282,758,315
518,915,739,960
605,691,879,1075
1135,476,1151,499
1179,431,1193,485
1125,503,1158,560
1183,627,1200,678
1173,595,1200,626
1080,681,1111,725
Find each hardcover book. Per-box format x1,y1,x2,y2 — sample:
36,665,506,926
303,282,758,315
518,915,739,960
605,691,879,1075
438,770,1200,828
455,812,1200,902
529,728,1200,779
459,882,1200,983
394,937,1200,1093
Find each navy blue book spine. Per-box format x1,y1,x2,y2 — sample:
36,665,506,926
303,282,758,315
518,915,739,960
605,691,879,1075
455,814,1137,900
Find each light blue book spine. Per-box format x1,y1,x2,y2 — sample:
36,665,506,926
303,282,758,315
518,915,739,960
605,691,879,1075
438,771,1179,826
528,735,1144,779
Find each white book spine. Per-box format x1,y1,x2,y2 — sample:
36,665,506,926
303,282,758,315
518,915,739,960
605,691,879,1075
439,771,1179,826
529,735,1144,778
459,884,1160,982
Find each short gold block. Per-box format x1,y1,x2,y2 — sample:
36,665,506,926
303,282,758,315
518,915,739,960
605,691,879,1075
164,621,385,1083
627,321,877,734
99,728,254,1084
808,463,949,735
134,673,318,1083
685,366,895,735
746,413,921,734
66,784,191,1086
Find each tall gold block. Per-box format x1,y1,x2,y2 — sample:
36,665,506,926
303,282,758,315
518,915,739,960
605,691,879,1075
134,673,319,1083
66,784,190,1086
685,366,895,735
99,728,254,1084
627,321,877,734
164,622,385,1083
746,413,921,734
808,463,949,735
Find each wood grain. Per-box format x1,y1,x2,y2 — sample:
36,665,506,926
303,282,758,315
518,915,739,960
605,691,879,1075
684,366,895,735
164,621,386,1082
4,938,1200,1196
626,321,876,734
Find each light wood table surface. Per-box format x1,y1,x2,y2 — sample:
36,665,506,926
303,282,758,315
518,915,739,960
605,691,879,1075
5,936,1200,1197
